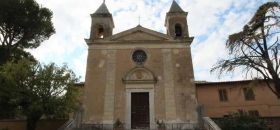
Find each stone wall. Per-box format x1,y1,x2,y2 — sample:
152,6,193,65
0,119,67,130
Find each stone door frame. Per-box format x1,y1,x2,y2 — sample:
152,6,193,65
125,85,155,129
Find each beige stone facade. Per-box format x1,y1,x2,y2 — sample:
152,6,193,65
81,1,198,129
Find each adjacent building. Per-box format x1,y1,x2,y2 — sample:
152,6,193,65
196,80,280,130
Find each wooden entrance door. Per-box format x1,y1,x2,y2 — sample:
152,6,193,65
131,92,150,129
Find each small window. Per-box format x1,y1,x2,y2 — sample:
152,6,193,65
248,110,259,117
218,89,228,102
175,23,182,37
243,88,255,101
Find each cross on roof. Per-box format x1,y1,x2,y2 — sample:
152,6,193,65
138,16,141,25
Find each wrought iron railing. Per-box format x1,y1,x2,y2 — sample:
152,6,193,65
57,119,74,130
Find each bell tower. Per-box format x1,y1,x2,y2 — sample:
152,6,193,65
90,1,114,40
165,0,189,39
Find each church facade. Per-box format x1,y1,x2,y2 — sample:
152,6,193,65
82,1,198,129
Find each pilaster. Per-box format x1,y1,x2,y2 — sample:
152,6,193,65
162,49,177,122
103,50,117,125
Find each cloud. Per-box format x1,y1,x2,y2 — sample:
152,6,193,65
28,0,275,82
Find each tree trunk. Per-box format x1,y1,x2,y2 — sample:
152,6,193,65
273,79,280,98
0,47,10,65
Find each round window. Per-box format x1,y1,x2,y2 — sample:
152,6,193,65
132,50,147,65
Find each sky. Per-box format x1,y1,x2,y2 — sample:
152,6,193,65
29,0,276,82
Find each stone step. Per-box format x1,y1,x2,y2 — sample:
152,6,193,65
72,128,198,130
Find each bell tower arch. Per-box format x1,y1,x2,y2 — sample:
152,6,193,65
165,0,189,39
90,1,114,40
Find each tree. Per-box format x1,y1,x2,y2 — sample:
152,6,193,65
0,0,55,65
0,59,79,130
211,2,280,97
217,111,267,130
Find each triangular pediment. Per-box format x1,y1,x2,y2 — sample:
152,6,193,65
106,25,172,41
